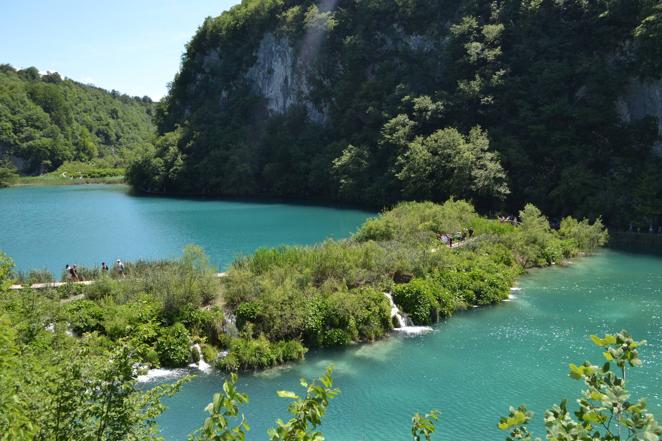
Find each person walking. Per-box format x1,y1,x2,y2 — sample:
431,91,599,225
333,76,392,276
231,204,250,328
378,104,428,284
66,264,79,281
116,259,125,278
101,261,109,273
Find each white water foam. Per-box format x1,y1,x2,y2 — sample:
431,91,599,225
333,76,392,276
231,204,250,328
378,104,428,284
384,292,433,336
189,343,212,373
137,368,188,383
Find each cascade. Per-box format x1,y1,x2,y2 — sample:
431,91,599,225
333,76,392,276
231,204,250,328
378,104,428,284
383,293,432,336
189,343,212,373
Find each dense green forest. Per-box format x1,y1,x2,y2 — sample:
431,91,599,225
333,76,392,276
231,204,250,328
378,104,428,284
0,64,154,175
128,0,662,226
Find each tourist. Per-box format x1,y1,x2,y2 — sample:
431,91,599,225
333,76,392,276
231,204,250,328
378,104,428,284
101,261,109,273
116,259,125,278
73,265,83,281
66,264,79,281
468,227,474,238
448,235,453,248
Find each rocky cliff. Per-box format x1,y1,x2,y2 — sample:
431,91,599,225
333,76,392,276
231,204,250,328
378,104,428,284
619,79,662,154
132,0,662,225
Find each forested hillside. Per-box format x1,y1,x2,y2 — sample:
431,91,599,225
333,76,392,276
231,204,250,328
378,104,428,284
128,0,662,226
0,64,154,174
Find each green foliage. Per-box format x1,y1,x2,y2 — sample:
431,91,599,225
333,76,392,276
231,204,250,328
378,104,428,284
0,66,154,175
268,367,339,441
49,161,124,179
0,163,18,187
0,252,13,291
61,300,105,335
129,0,662,224
156,323,192,368
412,410,441,441
393,279,441,325
216,335,306,372
0,320,188,441
499,331,662,441
189,373,250,441
558,217,609,254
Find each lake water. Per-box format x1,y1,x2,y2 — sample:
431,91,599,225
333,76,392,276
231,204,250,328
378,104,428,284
153,250,662,440
0,185,373,272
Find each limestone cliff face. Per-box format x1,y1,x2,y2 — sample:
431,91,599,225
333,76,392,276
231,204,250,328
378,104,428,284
618,79,662,155
245,32,327,124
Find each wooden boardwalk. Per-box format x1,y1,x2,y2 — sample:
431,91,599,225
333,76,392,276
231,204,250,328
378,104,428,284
9,272,227,291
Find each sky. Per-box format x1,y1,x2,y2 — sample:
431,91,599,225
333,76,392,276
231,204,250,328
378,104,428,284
0,0,242,100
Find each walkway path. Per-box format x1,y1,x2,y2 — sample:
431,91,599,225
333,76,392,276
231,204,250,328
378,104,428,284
9,272,227,290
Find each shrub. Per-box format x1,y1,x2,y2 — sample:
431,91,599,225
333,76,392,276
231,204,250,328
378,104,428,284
60,300,104,335
155,323,191,367
215,335,306,372
183,307,225,345
235,301,262,331
323,328,351,347
393,279,439,325
201,343,219,363
558,216,608,253
354,217,395,241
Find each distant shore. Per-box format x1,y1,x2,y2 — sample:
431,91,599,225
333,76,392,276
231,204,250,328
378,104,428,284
11,175,125,187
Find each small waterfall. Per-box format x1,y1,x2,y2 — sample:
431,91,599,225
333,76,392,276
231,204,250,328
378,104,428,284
189,343,212,373
384,293,432,336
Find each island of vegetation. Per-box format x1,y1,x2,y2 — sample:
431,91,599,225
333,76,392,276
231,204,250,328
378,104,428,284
2,200,607,375
3,200,662,440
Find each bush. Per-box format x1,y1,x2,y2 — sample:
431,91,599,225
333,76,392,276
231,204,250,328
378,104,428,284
322,328,351,347
558,216,608,253
155,323,191,367
393,279,439,325
183,307,225,345
235,301,262,331
201,343,219,363
354,217,395,241
215,335,306,371
60,300,104,335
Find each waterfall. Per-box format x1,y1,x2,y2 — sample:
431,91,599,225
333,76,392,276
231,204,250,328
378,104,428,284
189,343,212,373
383,293,432,336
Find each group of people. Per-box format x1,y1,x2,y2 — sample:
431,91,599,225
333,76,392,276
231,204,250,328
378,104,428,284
436,227,474,248
65,259,125,281
498,215,519,226
628,223,662,234
65,264,82,281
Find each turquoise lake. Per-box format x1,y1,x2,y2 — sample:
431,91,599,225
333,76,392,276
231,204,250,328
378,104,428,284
0,185,373,272
152,250,662,440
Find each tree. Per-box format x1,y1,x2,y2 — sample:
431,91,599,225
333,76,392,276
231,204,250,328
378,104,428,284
396,126,509,202
498,331,662,441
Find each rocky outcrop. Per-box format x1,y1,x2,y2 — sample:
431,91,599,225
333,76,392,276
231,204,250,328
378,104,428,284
618,79,662,155
245,33,327,124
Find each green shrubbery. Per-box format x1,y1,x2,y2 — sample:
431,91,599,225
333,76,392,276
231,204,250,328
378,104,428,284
49,161,124,178
219,199,606,364
156,323,192,368
216,335,307,372
0,200,607,373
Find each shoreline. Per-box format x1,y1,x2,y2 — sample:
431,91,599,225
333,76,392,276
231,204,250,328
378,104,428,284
11,175,125,187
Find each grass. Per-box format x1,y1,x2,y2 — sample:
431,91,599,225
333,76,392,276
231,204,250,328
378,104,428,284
14,175,125,186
